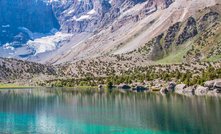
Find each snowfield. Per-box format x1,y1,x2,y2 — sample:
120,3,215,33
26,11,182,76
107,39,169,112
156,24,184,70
27,32,72,55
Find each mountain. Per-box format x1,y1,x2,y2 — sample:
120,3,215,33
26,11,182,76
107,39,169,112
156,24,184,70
0,0,220,64
46,0,219,64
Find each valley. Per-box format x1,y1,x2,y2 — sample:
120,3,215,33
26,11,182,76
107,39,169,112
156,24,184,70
0,0,221,91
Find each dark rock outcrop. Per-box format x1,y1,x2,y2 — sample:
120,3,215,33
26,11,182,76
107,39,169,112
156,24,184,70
149,33,164,60
167,82,176,92
164,22,181,48
117,84,131,89
176,17,198,45
198,11,220,32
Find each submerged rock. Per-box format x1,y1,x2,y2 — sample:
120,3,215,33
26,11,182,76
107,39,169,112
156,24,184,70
131,86,148,92
117,85,131,89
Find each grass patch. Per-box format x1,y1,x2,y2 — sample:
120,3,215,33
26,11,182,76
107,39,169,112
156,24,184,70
201,55,221,62
156,45,192,63
0,84,31,88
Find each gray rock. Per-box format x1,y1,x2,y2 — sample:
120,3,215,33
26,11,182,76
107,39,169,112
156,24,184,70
204,81,215,88
183,87,195,93
195,86,209,95
160,87,168,93
213,89,221,93
167,82,176,92
175,83,186,91
213,81,221,88
98,85,102,89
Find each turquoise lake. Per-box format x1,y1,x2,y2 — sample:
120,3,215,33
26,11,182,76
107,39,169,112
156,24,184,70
0,88,220,133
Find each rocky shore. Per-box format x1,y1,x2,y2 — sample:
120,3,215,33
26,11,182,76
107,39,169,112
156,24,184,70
116,79,221,96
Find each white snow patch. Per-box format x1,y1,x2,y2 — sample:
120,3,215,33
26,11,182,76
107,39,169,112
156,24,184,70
2,25,10,28
27,32,72,55
76,15,90,21
68,16,77,21
88,9,97,15
3,43,14,50
68,9,75,14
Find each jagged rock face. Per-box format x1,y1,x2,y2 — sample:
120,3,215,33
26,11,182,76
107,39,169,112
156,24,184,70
0,0,60,45
164,22,181,48
176,17,198,45
0,0,59,33
51,0,175,34
52,0,111,33
198,11,220,32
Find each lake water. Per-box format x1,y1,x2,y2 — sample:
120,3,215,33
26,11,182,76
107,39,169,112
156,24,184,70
0,88,220,134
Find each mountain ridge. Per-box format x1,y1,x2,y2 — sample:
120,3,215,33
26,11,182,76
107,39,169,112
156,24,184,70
46,0,218,65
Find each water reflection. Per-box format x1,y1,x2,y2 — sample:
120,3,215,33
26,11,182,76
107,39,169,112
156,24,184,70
0,88,220,133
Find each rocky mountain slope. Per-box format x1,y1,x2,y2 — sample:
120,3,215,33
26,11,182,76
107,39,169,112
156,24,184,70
1,0,220,65
0,57,56,85
46,0,219,65
145,3,221,63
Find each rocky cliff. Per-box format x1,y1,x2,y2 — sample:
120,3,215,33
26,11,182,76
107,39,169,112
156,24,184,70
0,0,60,45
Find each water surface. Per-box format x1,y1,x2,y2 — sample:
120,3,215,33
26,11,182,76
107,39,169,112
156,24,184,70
0,88,220,133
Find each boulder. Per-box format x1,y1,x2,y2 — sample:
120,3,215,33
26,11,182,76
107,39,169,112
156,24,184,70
98,85,102,89
160,87,168,93
204,81,215,88
213,81,221,88
195,86,209,94
167,82,176,92
213,89,221,93
175,83,186,91
183,87,195,93
117,84,131,89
